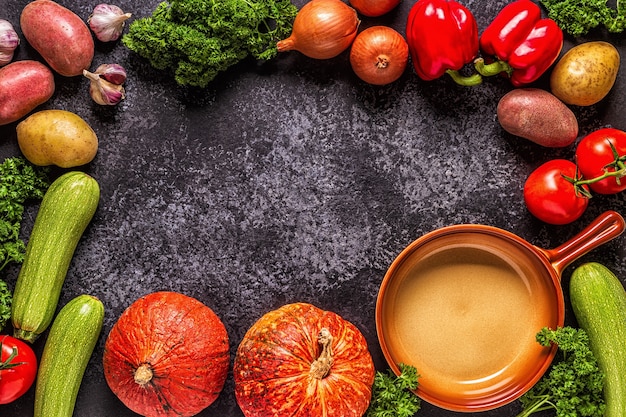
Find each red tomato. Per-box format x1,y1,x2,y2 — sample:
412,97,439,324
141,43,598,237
575,127,626,194
523,159,590,225
0,334,37,404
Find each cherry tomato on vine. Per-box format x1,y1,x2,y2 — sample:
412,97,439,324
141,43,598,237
0,334,37,404
575,127,626,195
523,159,590,225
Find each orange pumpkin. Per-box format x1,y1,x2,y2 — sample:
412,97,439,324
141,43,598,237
102,291,229,417
234,302,375,417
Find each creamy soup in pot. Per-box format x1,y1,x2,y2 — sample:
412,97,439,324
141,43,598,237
384,242,557,400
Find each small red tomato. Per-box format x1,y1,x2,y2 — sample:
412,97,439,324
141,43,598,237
523,159,590,225
575,127,626,194
0,334,38,404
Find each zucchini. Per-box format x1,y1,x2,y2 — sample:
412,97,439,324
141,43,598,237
569,262,626,417
11,171,100,343
34,294,104,417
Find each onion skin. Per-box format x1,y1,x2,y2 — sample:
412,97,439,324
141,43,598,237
277,0,360,59
349,0,401,17
350,26,408,85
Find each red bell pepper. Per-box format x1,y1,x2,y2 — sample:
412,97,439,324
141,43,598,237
406,0,482,86
476,0,563,86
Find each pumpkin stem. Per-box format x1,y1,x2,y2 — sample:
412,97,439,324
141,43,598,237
134,363,154,386
309,328,334,380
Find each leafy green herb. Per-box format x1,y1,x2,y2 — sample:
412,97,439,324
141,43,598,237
516,326,605,417
0,280,11,332
540,0,626,36
0,156,50,272
0,156,49,332
122,0,298,88
366,363,421,417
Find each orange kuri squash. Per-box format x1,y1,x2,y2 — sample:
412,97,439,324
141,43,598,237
234,302,375,417
102,291,229,417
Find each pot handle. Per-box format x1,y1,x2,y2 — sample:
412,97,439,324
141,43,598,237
541,210,625,277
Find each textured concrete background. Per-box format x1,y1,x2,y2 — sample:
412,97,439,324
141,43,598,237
1,0,626,416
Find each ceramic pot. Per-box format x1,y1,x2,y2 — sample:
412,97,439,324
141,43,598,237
376,210,625,412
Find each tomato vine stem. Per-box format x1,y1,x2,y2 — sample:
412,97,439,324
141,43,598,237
564,140,626,198
0,342,25,370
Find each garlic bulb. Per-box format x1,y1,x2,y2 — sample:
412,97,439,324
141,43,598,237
0,19,19,66
83,66,126,106
94,63,127,85
87,4,132,42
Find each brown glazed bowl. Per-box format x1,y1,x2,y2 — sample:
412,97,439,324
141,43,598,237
376,210,624,412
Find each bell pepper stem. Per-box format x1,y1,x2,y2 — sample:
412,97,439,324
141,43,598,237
445,69,482,86
474,57,514,78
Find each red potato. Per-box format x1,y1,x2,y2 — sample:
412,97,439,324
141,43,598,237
497,88,579,148
20,0,94,76
0,60,55,126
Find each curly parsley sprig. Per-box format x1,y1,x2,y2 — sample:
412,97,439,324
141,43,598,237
540,0,626,36
516,326,605,417
367,363,421,417
0,156,50,272
122,0,298,88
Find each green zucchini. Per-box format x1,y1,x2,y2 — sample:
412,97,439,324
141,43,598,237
569,262,626,417
11,171,100,343
34,294,104,417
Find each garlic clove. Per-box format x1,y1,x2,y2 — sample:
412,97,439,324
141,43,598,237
87,4,132,42
83,69,125,105
0,19,20,66
95,63,127,85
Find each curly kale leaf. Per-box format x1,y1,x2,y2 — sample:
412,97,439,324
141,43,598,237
540,0,626,36
122,0,297,88
516,327,605,417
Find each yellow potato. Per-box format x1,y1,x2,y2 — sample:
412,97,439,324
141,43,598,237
550,41,620,106
16,110,98,168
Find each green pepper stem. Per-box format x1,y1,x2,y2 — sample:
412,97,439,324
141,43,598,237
445,69,483,86
474,57,514,78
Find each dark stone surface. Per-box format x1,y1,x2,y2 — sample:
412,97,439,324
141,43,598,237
1,0,625,416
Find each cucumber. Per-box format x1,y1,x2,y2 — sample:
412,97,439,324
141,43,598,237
569,262,626,417
11,171,100,343
34,294,104,417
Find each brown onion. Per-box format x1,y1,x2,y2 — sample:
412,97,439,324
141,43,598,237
277,0,360,60
349,0,401,17
349,26,408,85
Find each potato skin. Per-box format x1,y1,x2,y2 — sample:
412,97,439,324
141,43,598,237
20,0,94,77
497,88,578,147
17,110,98,168
0,60,55,126
550,41,620,106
